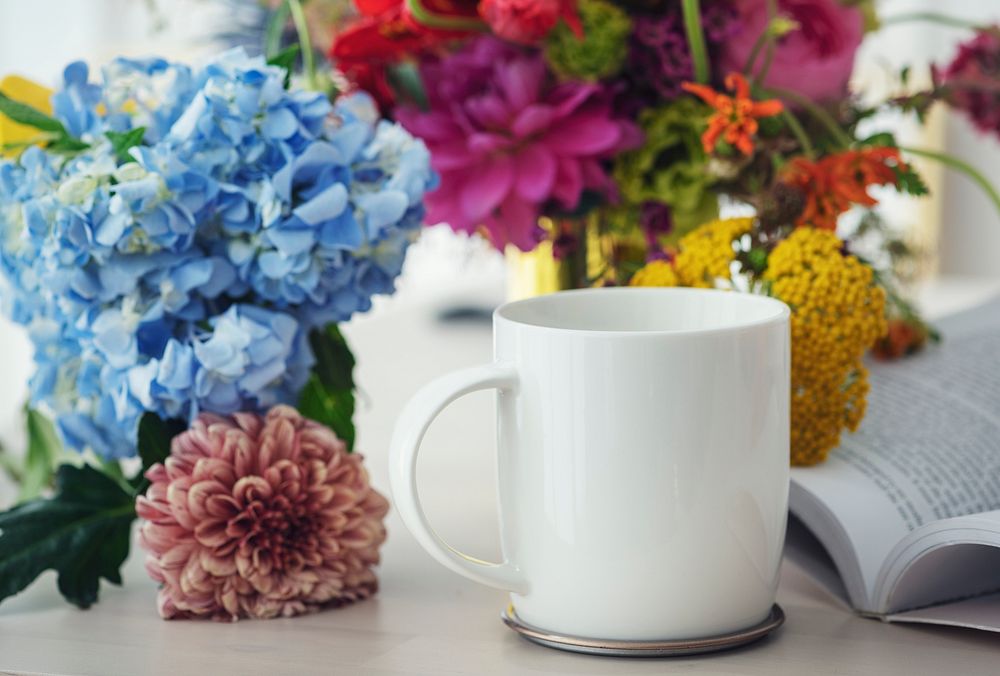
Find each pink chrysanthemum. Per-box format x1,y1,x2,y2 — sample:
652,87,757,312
397,36,640,251
136,406,389,621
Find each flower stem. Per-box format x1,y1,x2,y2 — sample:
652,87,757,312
781,109,815,159
681,0,711,84
879,11,984,31
900,145,1000,220
287,0,317,91
766,86,855,148
752,0,779,86
265,2,292,59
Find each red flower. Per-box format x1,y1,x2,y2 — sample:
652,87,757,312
330,0,482,109
478,0,582,45
784,147,906,230
682,73,783,155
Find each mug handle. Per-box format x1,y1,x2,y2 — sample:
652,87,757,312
389,362,529,594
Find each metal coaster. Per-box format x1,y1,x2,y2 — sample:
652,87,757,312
502,604,784,657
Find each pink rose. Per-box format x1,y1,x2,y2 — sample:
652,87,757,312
479,0,581,45
718,0,864,102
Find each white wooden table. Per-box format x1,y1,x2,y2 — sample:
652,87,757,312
1,275,999,676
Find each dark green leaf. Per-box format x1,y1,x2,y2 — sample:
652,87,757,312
893,164,930,197
309,324,355,392
105,127,146,164
387,61,429,110
131,413,186,493
45,136,90,153
18,408,62,503
746,248,769,274
0,91,67,134
0,464,135,609
299,325,356,450
861,132,898,148
267,44,301,88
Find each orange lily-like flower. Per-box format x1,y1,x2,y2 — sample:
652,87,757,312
682,72,784,156
784,146,906,231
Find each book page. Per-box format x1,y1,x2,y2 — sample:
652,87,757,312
790,295,1000,607
889,592,1000,633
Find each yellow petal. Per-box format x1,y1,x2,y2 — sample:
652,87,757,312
0,75,55,158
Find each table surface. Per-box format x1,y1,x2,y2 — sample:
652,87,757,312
2,275,1000,676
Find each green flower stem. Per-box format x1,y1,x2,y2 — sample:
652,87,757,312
681,0,710,84
900,145,1000,220
753,0,779,86
765,86,854,148
781,109,815,159
287,0,317,91
879,11,984,31
265,2,292,59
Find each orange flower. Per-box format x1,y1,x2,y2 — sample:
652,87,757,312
785,147,906,230
681,72,784,155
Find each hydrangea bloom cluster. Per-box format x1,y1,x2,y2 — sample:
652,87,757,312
0,49,435,458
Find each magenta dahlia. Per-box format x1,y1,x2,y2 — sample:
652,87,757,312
396,36,640,251
136,406,389,621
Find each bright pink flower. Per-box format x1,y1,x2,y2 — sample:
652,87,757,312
396,37,640,251
136,406,389,621
479,0,582,45
718,0,864,102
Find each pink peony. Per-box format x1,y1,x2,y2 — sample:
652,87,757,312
479,0,582,45
396,36,640,251
136,406,389,621
936,29,1000,137
718,0,864,102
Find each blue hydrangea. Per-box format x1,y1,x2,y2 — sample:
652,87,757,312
0,49,435,458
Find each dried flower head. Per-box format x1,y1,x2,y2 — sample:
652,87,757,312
137,406,389,621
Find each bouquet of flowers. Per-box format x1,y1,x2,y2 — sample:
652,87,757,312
0,48,435,617
304,0,1000,464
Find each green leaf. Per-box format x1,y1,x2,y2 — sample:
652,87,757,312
267,44,301,88
298,324,356,450
18,408,62,503
105,127,146,164
0,91,67,134
387,61,429,110
0,464,135,609
131,413,186,493
746,248,769,274
861,132,898,148
894,163,930,197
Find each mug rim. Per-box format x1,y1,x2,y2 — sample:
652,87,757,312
494,287,790,337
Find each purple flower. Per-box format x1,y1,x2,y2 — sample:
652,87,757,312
619,1,737,108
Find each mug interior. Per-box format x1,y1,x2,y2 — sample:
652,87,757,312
496,287,788,334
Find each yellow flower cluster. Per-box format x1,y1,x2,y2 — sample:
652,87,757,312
673,217,752,287
629,259,678,287
630,220,887,466
765,228,887,465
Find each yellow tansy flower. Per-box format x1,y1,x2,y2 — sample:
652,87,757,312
674,217,752,287
765,228,887,466
0,75,54,157
629,259,678,287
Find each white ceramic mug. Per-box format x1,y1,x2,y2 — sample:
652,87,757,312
390,287,790,641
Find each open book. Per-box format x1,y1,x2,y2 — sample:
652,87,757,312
786,293,1000,632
